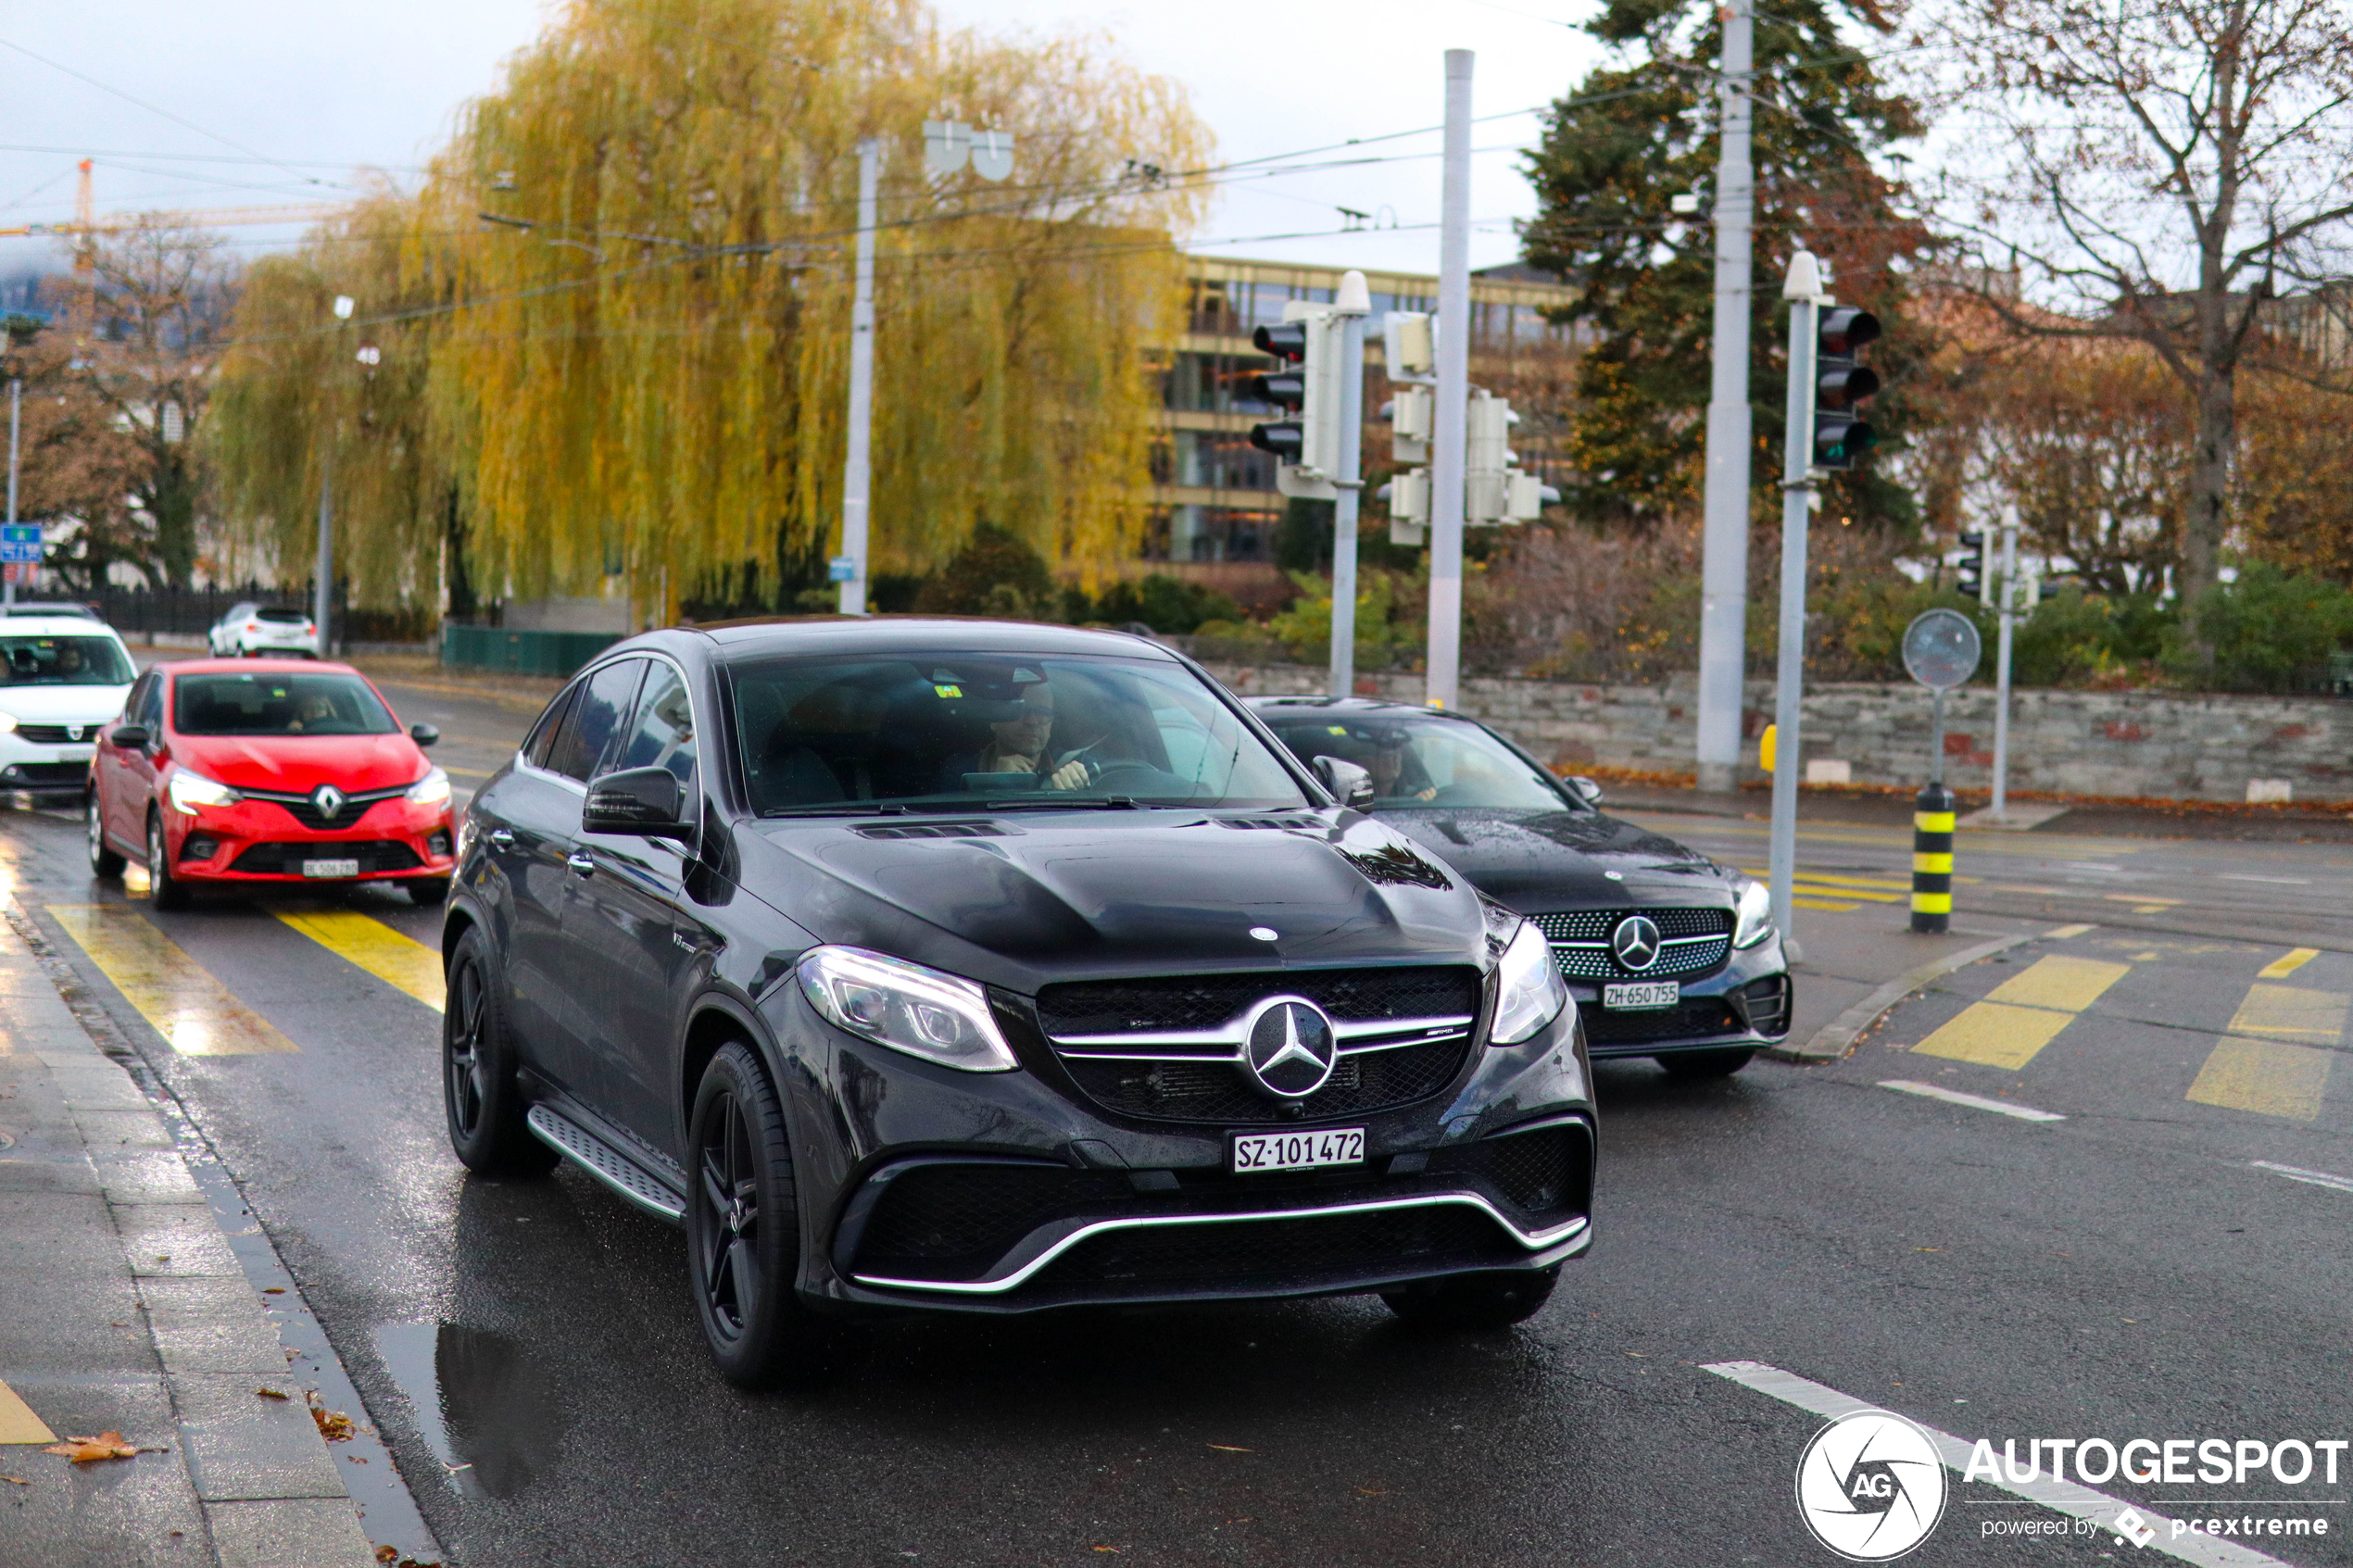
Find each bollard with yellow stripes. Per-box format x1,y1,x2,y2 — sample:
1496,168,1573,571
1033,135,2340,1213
1910,783,1956,933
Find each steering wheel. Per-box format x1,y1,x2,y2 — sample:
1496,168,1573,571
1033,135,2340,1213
1087,759,1165,793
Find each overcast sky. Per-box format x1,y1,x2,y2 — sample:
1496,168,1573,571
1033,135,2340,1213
0,0,1609,283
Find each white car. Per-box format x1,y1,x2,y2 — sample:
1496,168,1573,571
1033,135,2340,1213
0,612,136,798
208,602,320,658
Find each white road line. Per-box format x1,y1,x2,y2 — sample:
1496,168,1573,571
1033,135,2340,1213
1703,1361,2296,1568
2221,874,2311,885
2253,1160,2353,1196
1879,1079,2067,1122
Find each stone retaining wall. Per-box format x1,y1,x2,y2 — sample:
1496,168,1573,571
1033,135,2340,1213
1199,660,2353,804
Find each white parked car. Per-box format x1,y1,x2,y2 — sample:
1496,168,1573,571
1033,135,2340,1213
0,611,136,798
208,602,320,658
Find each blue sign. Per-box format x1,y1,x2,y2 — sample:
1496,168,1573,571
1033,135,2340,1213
827,555,857,583
0,525,38,544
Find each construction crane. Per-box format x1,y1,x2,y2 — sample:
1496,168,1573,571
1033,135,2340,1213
0,159,347,239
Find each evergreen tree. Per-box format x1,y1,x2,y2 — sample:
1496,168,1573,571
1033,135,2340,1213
1519,0,1930,533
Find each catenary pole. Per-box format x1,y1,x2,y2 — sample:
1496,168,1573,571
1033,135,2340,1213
1990,502,2019,819
1425,49,1473,710
1327,271,1370,699
1767,252,1819,946
838,138,880,616
1694,0,1755,792
313,453,333,654
5,377,19,608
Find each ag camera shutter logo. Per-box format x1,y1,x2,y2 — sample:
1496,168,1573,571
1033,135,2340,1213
1795,1410,1948,1561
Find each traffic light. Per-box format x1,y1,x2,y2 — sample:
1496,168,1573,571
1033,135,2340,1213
1955,529,1987,603
1247,307,1340,499
1378,469,1429,546
1465,389,1559,524
1813,306,1881,470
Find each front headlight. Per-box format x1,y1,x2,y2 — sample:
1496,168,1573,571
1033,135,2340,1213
1491,919,1569,1046
1732,877,1774,948
797,946,1019,1073
167,768,242,814
0,711,16,734
406,767,451,806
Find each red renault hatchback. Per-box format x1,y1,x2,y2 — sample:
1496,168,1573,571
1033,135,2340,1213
87,659,456,908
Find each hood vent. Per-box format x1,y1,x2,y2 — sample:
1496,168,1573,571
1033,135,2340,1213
855,820,1010,841
1215,816,1318,831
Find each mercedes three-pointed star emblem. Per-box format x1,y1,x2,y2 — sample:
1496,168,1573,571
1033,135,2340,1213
1610,914,1662,971
1241,995,1339,1099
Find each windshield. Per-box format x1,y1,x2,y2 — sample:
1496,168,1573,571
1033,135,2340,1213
728,652,1308,814
0,634,133,687
172,672,396,736
254,608,309,623
1261,711,1574,811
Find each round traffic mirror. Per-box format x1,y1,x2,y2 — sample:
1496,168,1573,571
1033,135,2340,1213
1901,608,1982,691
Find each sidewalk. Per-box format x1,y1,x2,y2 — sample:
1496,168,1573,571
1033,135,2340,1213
0,906,376,1568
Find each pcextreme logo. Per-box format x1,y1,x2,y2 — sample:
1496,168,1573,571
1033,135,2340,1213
1795,1410,1950,1561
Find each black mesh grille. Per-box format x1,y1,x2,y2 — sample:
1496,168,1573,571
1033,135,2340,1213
1739,973,1793,1038
1062,1037,1467,1124
1582,996,1745,1045
852,1163,1130,1282
1428,1123,1592,1221
12,723,91,744
1032,1204,1516,1292
1534,908,1733,980
1038,965,1478,1035
228,840,422,875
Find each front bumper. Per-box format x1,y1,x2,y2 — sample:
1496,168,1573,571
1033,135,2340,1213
0,734,98,793
770,986,1595,1316
166,795,456,883
1567,934,1793,1059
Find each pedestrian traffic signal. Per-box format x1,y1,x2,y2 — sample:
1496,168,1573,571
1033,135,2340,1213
1465,389,1559,524
1813,306,1881,470
1248,308,1340,498
1956,529,1987,602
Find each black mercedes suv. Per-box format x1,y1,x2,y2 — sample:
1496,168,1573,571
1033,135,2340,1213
443,620,1594,1385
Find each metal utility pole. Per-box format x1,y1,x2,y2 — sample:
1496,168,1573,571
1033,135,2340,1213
4,377,19,609
837,137,880,616
1766,251,1820,945
1989,503,2020,819
1694,0,1755,792
314,455,333,653
1327,270,1370,699
1425,49,1473,710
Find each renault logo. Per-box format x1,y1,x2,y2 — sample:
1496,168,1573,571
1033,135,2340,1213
311,784,346,820
1241,996,1338,1099
1610,914,1662,971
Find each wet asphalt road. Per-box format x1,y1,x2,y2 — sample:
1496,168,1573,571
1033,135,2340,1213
2,673,2347,1567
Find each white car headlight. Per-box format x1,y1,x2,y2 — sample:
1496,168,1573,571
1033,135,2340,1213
167,769,242,814
1732,876,1774,948
1491,919,1570,1046
797,946,1019,1073
406,767,451,806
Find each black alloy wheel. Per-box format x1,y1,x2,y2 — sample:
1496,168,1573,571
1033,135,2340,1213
1656,1047,1756,1079
145,811,189,910
1381,1264,1561,1331
87,788,124,876
687,1042,826,1387
441,927,558,1176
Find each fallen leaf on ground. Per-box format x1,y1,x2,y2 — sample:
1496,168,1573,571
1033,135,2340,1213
43,1433,138,1463
1,1474,28,1486
1206,1444,1251,1452
310,1402,357,1442
263,1286,286,1295
256,1387,291,1400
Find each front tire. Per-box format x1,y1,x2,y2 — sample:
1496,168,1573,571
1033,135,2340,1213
442,926,559,1177
145,812,189,910
687,1042,826,1388
1656,1047,1755,1078
1382,1266,1560,1330
87,789,125,876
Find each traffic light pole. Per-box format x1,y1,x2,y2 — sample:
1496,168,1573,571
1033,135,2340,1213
1327,273,1370,700
1425,48,1473,711
1766,254,1819,948
1990,503,2020,820
1695,0,1755,792
838,137,880,616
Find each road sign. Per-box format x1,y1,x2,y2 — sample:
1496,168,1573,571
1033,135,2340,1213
0,544,39,564
1902,608,1981,690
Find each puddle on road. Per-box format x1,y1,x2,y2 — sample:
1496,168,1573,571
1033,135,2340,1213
373,1321,570,1500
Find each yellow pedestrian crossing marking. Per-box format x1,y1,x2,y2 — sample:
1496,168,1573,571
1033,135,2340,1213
1794,897,1862,912
271,909,445,1013
1911,955,2131,1072
2046,923,2095,939
0,1376,57,1444
46,906,297,1056
2188,1038,2331,1122
2226,985,2349,1043
2259,947,2321,980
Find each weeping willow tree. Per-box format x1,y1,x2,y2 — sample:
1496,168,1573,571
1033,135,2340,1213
211,186,450,605
217,0,1211,617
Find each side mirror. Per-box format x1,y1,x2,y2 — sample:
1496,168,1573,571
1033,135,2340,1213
110,723,150,750
1566,774,1604,808
584,765,692,840
1312,754,1377,809
409,722,440,747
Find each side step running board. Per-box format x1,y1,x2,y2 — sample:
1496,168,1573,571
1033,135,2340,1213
525,1104,686,1223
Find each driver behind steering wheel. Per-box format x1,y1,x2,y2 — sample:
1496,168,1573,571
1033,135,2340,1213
967,673,1089,791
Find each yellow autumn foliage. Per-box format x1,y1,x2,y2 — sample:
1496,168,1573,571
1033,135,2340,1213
215,0,1212,614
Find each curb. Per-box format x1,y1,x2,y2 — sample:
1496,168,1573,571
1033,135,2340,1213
1763,929,2042,1064
0,901,377,1568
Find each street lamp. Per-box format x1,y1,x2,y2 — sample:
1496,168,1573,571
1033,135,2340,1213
316,295,358,655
